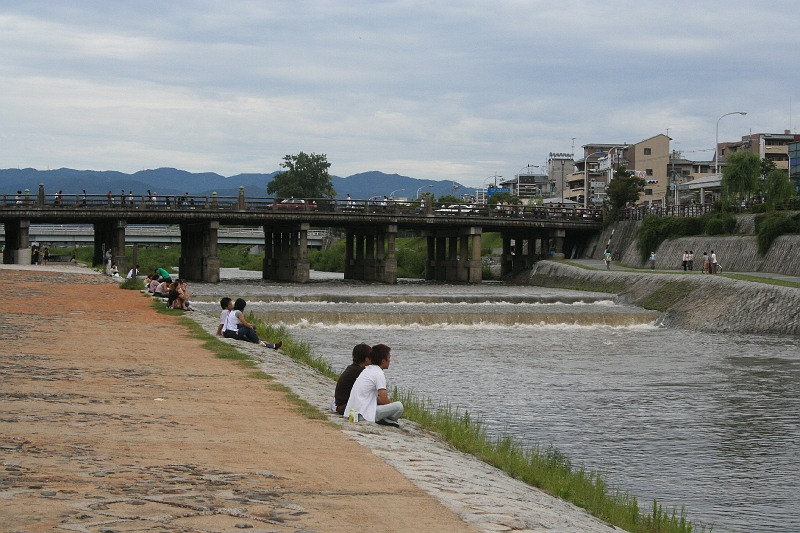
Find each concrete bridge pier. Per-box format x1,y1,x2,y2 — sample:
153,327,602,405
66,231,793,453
179,221,220,282
425,227,482,283
263,223,310,283
93,219,128,274
500,231,543,277
343,225,398,283
2,219,31,265
551,229,566,260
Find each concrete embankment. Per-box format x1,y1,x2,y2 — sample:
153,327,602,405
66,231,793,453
584,215,800,276
523,261,800,335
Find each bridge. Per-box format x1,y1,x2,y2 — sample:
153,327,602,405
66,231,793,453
1,185,602,283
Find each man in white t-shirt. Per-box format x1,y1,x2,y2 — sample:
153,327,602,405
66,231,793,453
343,344,404,427
216,297,233,336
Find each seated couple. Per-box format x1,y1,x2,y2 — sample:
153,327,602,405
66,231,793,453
332,343,404,428
216,297,282,350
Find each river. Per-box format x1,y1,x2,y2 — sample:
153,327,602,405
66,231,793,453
192,269,800,533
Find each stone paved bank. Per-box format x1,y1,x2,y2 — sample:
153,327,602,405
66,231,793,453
188,312,626,533
524,261,800,335
585,215,800,276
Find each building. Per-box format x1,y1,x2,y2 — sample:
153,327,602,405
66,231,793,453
717,131,799,171
668,151,717,204
547,153,574,200
498,167,553,202
790,141,800,194
567,134,670,206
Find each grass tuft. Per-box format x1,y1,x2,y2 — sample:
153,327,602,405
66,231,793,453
249,313,338,379
394,388,709,533
268,382,328,420
119,277,144,290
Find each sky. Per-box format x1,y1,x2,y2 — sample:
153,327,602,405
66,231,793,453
1,1,799,187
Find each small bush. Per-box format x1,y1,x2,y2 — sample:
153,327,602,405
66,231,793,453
704,218,728,235
119,278,143,290
756,212,800,255
752,203,768,214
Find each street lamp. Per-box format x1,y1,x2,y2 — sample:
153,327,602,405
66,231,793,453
715,111,747,174
416,184,433,200
389,188,405,200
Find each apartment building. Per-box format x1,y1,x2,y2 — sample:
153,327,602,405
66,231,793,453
568,133,670,206
718,131,799,171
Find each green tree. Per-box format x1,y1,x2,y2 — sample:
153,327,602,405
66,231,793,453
605,166,645,210
435,194,461,204
761,157,777,178
721,151,760,203
267,152,335,199
763,168,795,209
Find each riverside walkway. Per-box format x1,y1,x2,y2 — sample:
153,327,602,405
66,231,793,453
0,263,620,533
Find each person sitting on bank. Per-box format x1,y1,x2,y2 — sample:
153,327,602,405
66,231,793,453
171,280,194,311
157,267,172,282
343,344,404,427
217,297,233,336
109,263,120,277
331,343,372,415
153,279,170,297
224,298,282,349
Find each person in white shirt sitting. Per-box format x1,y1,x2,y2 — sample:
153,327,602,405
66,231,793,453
343,344,404,427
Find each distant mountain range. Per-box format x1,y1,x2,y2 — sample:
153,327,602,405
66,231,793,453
0,168,475,201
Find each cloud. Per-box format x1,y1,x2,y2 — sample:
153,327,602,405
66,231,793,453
1,1,799,186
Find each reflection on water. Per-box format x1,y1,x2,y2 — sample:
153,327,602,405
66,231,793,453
191,275,800,533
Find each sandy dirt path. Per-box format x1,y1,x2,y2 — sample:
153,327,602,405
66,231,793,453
0,267,478,533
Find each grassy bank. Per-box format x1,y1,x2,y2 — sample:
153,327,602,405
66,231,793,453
241,311,708,533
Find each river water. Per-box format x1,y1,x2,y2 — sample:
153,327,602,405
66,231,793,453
192,269,800,533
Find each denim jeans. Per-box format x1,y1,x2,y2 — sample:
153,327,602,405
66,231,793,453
237,325,260,344
375,401,404,422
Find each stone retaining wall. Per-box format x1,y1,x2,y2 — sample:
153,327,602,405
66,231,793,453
523,261,800,335
584,215,800,275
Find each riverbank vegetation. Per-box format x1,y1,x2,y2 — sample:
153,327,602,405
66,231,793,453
634,213,737,262
241,311,708,533
44,231,506,280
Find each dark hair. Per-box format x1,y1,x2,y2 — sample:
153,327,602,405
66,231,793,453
370,344,391,365
220,297,232,309
352,343,372,365
234,298,247,312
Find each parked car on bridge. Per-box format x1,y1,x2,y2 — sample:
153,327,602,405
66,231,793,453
435,204,479,215
272,198,317,211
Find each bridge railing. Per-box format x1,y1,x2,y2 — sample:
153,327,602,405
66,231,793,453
623,204,714,220
0,191,602,222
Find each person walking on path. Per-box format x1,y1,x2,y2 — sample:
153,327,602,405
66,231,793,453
682,251,689,271
649,251,656,270
702,252,709,274
710,250,718,274
603,249,612,270
688,250,694,271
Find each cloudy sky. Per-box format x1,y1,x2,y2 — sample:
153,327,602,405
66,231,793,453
1,1,798,187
